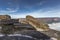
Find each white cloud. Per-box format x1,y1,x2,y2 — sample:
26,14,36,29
0,5,60,18
0,6,19,13
39,1,46,5
9,9,45,18
48,23,60,31
9,8,60,18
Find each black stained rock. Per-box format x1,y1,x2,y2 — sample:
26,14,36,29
0,30,51,40
14,30,51,40
0,36,35,40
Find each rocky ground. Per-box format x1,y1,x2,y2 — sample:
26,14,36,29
0,29,60,40
0,30,51,40
40,29,60,40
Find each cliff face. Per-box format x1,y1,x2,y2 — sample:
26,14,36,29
0,15,11,20
26,15,49,31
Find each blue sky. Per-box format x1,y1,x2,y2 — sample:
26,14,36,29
0,0,60,18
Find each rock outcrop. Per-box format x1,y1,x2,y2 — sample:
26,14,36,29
0,15,11,20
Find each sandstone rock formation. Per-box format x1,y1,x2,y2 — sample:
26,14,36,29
26,15,49,31
0,15,11,20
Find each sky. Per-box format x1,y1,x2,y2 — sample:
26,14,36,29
0,0,60,18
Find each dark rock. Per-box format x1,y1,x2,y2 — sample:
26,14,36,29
14,30,51,40
0,36,35,40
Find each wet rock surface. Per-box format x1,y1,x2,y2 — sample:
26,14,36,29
40,29,60,40
14,30,51,40
0,30,51,40
0,36,35,40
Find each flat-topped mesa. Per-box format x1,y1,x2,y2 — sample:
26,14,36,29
26,15,49,31
0,15,11,20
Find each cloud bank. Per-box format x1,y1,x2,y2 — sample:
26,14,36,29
9,6,60,18
0,0,60,18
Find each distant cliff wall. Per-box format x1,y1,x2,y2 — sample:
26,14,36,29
19,17,60,24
